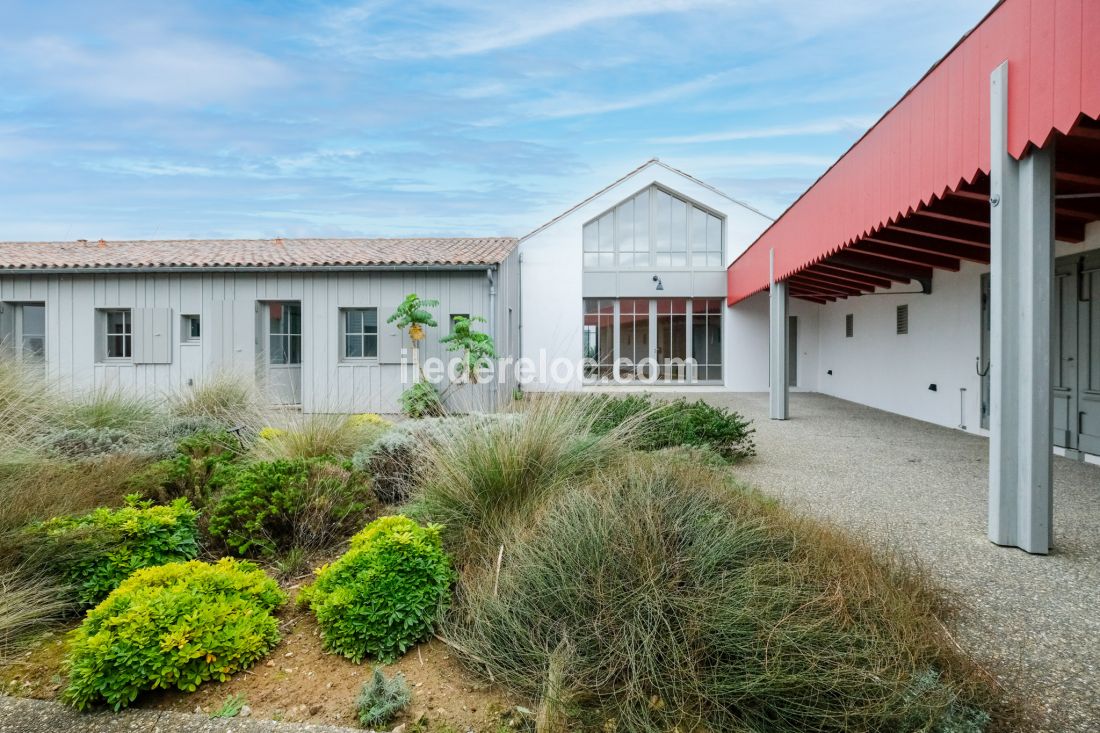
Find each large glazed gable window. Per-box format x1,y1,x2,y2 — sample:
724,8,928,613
582,185,723,269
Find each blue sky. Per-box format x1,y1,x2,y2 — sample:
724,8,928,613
0,0,995,241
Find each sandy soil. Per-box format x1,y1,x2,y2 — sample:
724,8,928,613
1,598,525,732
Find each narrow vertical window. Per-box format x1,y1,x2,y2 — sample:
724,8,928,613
845,314,854,338
104,309,132,358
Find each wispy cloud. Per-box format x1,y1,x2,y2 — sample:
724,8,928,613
10,33,289,107
651,117,877,144
517,71,736,121
319,0,724,59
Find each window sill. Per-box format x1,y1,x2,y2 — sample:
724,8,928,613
337,359,380,366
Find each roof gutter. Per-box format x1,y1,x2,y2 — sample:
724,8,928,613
0,264,499,275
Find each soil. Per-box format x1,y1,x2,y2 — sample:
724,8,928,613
1,591,526,733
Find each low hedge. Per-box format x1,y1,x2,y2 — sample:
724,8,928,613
587,394,755,461
32,497,199,606
299,515,453,662
64,558,285,710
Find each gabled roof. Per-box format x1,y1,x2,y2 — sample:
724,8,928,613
0,237,518,271
521,158,772,241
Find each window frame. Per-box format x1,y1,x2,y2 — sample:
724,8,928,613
340,307,379,361
181,314,201,344
101,308,133,361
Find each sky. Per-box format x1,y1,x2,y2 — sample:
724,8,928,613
0,0,996,241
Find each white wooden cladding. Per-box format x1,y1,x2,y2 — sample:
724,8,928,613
131,307,173,364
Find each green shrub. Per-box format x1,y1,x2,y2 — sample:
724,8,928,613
64,558,285,710
588,394,755,461
31,497,199,607
299,515,454,663
352,414,523,505
357,667,411,727
400,380,444,418
127,430,241,507
208,457,372,557
444,457,995,733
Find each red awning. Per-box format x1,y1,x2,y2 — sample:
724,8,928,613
727,0,1100,305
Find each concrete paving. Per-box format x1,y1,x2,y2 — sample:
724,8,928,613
0,696,361,733
683,391,1099,733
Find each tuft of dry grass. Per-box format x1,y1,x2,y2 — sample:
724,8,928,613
253,413,388,461
443,454,1001,732
0,569,70,666
170,373,265,427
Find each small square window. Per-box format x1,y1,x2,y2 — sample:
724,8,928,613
103,309,132,359
845,314,854,338
182,315,201,342
341,308,378,360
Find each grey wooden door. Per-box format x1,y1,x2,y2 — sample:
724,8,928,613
1053,269,1078,449
1077,261,1100,454
262,301,302,405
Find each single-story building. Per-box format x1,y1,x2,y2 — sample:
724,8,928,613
0,237,520,414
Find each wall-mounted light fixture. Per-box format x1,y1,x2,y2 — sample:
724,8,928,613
652,275,664,291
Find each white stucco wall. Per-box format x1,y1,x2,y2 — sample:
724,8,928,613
809,221,1100,435
519,161,774,391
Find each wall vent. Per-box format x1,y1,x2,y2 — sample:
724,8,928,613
896,304,909,335
845,314,854,338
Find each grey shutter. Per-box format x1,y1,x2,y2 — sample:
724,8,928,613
133,307,173,364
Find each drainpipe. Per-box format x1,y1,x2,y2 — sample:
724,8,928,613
487,267,497,410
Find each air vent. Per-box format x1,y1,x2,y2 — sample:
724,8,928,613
845,314,854,338
896,304,909,335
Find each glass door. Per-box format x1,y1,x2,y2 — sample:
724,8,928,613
262,301,302,405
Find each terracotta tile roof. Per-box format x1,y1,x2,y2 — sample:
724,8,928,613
0,237,518,271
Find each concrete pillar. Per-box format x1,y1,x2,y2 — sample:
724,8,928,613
769,249,789,420
988,61,1055,554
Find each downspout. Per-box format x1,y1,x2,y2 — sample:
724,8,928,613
487,266,498,410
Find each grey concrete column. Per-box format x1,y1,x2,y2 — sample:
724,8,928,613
988,61,1055,554
769,249,789,420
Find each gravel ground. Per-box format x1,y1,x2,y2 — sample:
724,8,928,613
0,696,362,733
680,391,1099,733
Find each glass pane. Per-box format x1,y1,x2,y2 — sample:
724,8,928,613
22,305,45,336
598,212,614,254
634,189,650,266
287,304,301,334
707,214,723,253
364,335,378,358
189,317,201,339
287,335,302,364
655,190,671,251
583,221,598,253
269,335,287,364
616,199,633,257
364,308,377,332
670,199,686,257
346,309,363,335
345,335,362,358
584,253,599,268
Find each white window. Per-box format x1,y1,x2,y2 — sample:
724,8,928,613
583,185,723,270
103,309,132,359
341,308,378,359
182,314,201,343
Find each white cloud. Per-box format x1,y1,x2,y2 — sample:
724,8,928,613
319,0,725,59
651,116,876,144
13,34,289,107
517,71,733,121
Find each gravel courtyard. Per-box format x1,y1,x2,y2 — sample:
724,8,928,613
681,392,1099,733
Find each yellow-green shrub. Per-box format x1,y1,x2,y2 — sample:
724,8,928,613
32,497,199,606
64,558,285,710
299,516,453,662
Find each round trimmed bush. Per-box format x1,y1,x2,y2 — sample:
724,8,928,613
64,558,285,710
299,515,454,662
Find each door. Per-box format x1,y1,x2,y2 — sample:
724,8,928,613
1053,268,1078,449
788,315,798,387
262,301,302,405
1078,260,1100,454
980,274,990,430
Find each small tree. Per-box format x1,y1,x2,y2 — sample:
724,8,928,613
387,294,438,378
440,316,496,383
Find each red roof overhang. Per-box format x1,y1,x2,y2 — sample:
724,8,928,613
727,0,1100,305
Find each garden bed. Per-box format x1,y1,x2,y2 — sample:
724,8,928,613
2,590,521,731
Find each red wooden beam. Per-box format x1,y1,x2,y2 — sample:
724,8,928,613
787,276,861,297
851,240,962,271
817,261,910,286
864,232,991,264
889,218,991,246
794,270,875,293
